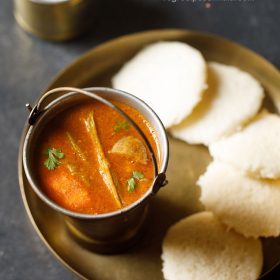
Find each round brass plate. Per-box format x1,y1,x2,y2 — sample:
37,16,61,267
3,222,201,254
18,29,280,279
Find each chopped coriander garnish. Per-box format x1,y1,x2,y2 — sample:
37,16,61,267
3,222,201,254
132,171,145,180
127,171,145,192
127,178,136,192
44,148,64,170
114,121,129,132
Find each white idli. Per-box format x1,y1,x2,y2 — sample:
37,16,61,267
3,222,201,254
162,212,262,280
170,62,264,145
210,111,280,179
198,161,280,238
112,41,207,128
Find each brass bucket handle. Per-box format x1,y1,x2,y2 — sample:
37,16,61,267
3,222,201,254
25,87,167,193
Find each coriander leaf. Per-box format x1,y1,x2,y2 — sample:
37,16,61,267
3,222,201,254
127,171,145,192
132,171,145,180
44,148,64,170
114,121,129,132
44,157,58,170
127,177,136,192
52,148,64,159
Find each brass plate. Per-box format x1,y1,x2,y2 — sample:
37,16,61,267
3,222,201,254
18,29,280,279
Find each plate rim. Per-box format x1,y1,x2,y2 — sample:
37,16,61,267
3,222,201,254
46,28,280,92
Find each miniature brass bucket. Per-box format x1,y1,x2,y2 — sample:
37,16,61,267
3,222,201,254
22,87,169,253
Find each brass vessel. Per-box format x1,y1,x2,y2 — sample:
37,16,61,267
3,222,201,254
14,0,96,41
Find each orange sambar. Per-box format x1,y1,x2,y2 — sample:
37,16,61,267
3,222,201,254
35,100,159,214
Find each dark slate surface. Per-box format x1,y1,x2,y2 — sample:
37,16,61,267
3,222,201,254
0,0,279,279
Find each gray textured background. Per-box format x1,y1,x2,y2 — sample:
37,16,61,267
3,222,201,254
0,0,279,279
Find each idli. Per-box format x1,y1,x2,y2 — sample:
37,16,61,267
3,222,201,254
170,62,264,145
198,161,280,238
112,41,207,128
162,212,262,280
210,111,280,179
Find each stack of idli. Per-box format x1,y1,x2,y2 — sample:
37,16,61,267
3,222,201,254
199,111,280,238
112,41,264,145
112,41,277,280
195,111,280,279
